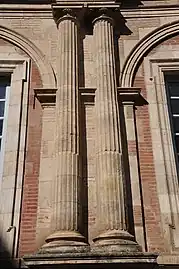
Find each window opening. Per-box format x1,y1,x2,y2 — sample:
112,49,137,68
165,72,179,171
0,75,11,155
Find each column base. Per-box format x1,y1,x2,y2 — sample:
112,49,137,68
39,231,89,254
23,250,158,269
93,230,142,253
24,231,157,269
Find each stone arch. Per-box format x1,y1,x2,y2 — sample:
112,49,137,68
121,20,179,87
0,25,56,88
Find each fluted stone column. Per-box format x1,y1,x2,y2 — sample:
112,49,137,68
93,14,140,251
43,13,87,251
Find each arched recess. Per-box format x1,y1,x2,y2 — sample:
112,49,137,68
0,25,56,88
121,20,179,87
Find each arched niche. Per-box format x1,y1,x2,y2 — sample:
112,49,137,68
121,20,179,87
0,25,56,88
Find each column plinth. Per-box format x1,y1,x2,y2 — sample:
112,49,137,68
93,15,141,252
40,13,87,253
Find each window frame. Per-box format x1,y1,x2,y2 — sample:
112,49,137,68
0,57,30,257
144,55,179,251
164,73,179,175
0,78,11,180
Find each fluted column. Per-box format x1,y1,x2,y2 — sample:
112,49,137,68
93,14,140,251
44,13,86,251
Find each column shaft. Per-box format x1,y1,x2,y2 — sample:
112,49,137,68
93,16,140,251
94,17,125,232
45,15,86,247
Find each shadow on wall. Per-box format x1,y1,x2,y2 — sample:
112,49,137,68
0,0,53,3
0,237,19,269
0,0,142,4
121,0,143,8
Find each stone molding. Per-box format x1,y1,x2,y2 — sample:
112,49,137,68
52,5,85,26
86,5,121,29
121,6,179,18
121,20,179,87
34,87,147,108
0,55,30,259
79,87,96,105
0,25,56,88
35,87,96,107
0,5,179,19
34,88,57,107
52,3,121,32
24,251,158,268
143,54,179,251
118,87,148,106
0,4,52,18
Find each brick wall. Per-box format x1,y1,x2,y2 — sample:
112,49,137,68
18,62,42,256
132,63,167,252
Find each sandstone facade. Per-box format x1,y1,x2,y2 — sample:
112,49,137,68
0,1,179,268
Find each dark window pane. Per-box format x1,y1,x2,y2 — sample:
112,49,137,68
165,74,179,173
175,135,179,152
168,83,179,96
0,76,11,87
0,120,4,136
170,99,179,114
0,86,6,99
173,117,179,133
0,101,5,117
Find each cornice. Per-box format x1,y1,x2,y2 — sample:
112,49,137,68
0,4,51,9
0,4,53,18
121,6,179,18
1,3,179,19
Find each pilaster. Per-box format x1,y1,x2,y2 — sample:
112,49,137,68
118,87,148,251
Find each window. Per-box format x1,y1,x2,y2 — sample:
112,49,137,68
0,76,11,166
0,58,30,256
165,73,179,169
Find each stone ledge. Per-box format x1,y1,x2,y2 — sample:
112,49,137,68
118,87,148,106
24,250,158,269
34,88,57,107
157,254,179,265
79,87,96,104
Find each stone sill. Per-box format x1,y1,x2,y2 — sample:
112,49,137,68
24,251,157,268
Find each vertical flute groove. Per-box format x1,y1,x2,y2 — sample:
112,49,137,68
48,16,84,243
94,17,125,235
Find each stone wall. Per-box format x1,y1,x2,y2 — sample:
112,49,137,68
0,2,179,267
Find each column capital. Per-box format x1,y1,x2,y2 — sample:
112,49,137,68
83,5,122,34
92,13,114,27
52,4,123,34
52,4,86,27
91,6,119,25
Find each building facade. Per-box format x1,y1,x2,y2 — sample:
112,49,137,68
0,0,179,268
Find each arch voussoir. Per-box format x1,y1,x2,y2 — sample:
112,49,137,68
0,25,56,88
121,20,179,87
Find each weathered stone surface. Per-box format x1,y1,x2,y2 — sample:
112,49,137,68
24,249,158,269
41,11,87,251
92,13,141,252
2,1,179,269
